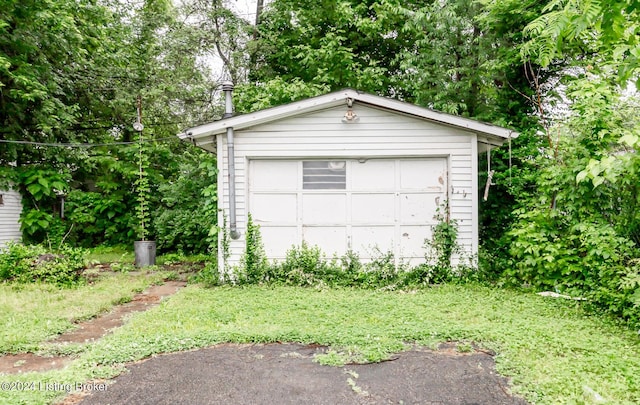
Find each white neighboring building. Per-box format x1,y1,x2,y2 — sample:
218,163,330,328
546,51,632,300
0,189,22,248
179,89,517,270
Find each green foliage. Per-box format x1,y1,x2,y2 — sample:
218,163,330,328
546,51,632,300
406,205,478,285
13,168,70,245
0,0,117,165
522,0,640,89
240,213,269,284
221,212,231,264
1,0,219,251
252,0,414,94
234,78,330,113
152,152,218,254
225,211,471,289
352,248,404,289
0,243,86,286
506,78,640,327
17,168,68,203
65,190,134,246
191,260,221,287
268,242,339,287
424,207,460,275
135,132,151,241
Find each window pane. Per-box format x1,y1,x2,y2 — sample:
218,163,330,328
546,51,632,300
303,161,346,190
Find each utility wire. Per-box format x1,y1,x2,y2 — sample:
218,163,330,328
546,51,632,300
0,119,207,134
0,137,179,148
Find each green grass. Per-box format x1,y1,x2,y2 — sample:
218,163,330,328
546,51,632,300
0,272,165,354
2,284,639,404
84,245,134,265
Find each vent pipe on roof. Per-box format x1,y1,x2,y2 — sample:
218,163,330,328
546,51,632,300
222,81,240,240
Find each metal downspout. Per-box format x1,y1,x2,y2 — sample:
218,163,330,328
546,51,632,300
222,81,240,239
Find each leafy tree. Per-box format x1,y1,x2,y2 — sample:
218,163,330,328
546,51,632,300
400,0,491,117
152,150,218,254
179,0,252,84
0,0,127,243
0,0,115,165
485,0,640,326
522,0,640,89
507,78,640,325
1,0,221,248
251,0,430,96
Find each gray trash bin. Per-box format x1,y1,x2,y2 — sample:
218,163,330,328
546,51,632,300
134,240,156,267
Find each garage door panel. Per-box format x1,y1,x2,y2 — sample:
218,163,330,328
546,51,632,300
400,225,431,258
260,227,298,257
400,193,441,223
351,160,395,191
251,194,297,223
251,160,298,190
303,226,347,256
400,159,446,190
351,193,394,224
351,226,394,254
302,194,347,224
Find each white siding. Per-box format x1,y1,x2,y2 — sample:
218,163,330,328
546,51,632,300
0,189,22,248
218,104,478,269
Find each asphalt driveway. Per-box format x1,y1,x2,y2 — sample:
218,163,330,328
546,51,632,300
75,343,527,405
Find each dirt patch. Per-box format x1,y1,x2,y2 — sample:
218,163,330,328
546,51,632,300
54,281,184,345
69,343,528,405
0,281,185,375
0,354,74,376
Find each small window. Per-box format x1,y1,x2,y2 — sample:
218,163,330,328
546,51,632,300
303,161,346,190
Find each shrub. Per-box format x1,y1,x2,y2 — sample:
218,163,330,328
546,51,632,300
508,207,640,326
65,190,134,247
192,259,222,287
413,206,465,285
268,242,335,287
240,214,269,284
213,208,477,290
0,243,86,286
152,158,218,254
353,248,404,289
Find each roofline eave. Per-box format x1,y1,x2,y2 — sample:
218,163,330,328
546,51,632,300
178,89,519,144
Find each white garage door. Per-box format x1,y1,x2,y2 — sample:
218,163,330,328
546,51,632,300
249,158,447,263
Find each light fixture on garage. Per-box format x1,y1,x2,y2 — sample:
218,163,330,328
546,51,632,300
328,161,346,170
342,98,359,123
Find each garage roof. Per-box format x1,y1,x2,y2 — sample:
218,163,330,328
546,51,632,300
178,89,518,143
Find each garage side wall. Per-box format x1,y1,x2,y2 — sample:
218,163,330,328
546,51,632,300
218,104,478,270
0,189,23,248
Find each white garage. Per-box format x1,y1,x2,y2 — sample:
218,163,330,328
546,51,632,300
178,88,516,271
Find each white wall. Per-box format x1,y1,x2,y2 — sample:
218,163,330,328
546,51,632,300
0,189,22,248
217,104,478,269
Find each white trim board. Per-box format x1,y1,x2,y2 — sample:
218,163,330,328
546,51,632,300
179,89,519,144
